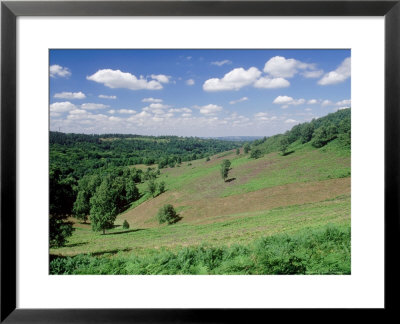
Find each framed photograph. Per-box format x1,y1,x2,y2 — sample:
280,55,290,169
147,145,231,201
1,0,399,322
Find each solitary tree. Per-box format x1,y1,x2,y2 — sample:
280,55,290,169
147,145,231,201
122,220,130,229
148,179,157,197
157,204,179,225
236,148,240,155
90,178,118,235
220,159,231,182
280,137,290,155
158,181,166,195
250,148,263,159
244,144,250,154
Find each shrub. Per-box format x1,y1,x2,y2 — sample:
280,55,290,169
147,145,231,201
250,149,262,159
122,220,130,229
157,204,179,225
159,181,166,194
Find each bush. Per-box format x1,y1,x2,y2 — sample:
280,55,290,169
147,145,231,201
122,220,130,229
157,204,179,225
250,149,262,159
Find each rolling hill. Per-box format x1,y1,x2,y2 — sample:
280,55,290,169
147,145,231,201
50,109,351,274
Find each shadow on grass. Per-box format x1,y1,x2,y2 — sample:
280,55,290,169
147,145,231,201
65,242,88,248
90,247,132,257
282,150,295,156
169,215,183,225
104,228,145,236
225,177,236,183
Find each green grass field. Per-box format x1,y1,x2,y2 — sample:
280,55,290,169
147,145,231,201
50,138,351,274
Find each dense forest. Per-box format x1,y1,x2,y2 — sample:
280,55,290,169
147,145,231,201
50,133,242,178
248,108,350,157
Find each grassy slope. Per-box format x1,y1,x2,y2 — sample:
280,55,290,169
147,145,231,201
51,138,351,258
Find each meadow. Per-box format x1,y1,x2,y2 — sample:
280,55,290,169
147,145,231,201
50,109,351,274
50,135,351,274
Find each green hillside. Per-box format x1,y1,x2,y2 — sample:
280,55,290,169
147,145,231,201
50,109,351,275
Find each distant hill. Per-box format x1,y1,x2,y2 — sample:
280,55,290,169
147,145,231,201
203,136,264,142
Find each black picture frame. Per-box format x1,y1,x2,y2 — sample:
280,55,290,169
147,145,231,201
1,0,399,322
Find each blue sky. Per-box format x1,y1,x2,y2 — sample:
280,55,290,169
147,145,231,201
49,49,350,137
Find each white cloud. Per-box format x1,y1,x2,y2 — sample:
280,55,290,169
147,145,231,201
254,112,278,122
118,109,137,114
273,96,305,108
285,119,298,123
196,104,223,115
203,67,261,91
186,79,195,86
151,74,170,84
50,65,71,78
302,70,324,78
318,57,351,85
307,99,319,104
263,56,317,78
253,77,290,89
99,95,117,99
142,98,163,103
80,103,109,110
321,100,334,107
69,109,87,115
87,69,163,90
169,108,192,113
305,108,312,111
211,60,232,66
108,110,115,114
336,99,351,106
229,97,248,105
50,101,77,113
143,103,170,115
337,106,350,111
109,116,122,122
54,91,86,99
181,113,192,118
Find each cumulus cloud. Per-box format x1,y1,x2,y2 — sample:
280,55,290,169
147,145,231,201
318,57,351,85
50,65,71,78
50,101,77,113
273,96,305,108
273,96,294,105
151,74,170,84
211,60,232,66
99,95,117,99
285,119,298,123
229,97,248,105
87,69,163,90
143,103,170,115
80,103,109,110
169,108,192,113
307,99,319,104
263,56,317,79
54,91,86,99
195,104,223,115
336,99,351,106
142,98,163,103
321,100,334,107
203,67,261,91
118,109,137,114
253,77,290,89
186,79,195,86
302,70,324,78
